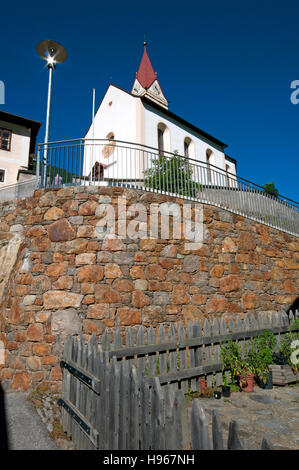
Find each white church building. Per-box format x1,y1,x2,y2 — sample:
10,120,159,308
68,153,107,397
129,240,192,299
83,44,237,188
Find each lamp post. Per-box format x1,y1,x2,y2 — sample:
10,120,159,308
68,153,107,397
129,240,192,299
37,40,67,187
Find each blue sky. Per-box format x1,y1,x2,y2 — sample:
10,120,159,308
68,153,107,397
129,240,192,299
1,0,299,201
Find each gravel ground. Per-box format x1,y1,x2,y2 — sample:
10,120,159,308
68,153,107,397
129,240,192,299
187,383,299,450
4,391,58,450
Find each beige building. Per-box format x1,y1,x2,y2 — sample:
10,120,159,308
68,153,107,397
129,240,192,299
0,111,41,186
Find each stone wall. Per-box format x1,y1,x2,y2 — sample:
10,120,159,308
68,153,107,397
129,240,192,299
0,185,298,392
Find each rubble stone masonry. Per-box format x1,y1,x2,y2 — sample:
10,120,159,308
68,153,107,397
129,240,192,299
0,186,298,391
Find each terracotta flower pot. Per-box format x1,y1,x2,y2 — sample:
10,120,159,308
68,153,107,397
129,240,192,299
241,373,255,392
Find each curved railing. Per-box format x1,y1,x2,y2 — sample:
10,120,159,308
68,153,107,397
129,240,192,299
1,139,298,237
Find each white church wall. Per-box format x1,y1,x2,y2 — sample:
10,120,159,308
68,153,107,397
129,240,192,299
142,103,227,172
83,85,137,178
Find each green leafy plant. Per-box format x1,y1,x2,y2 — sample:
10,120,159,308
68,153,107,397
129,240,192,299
248,330,276,383
262,182,279,197
144,150,201,197
220,339,243,384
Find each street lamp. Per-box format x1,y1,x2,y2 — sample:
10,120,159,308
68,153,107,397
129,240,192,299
37,40,67,186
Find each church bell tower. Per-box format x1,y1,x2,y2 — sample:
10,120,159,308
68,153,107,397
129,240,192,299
131,43,168,109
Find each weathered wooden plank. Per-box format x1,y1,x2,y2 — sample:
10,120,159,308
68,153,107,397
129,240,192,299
190,399,211,450
227,420,246,450
212,317,222,387
151,377,165,450
212,410,224,450
236,316,245,359
136,326,146,383
109,357,120,449
103,352,110,450
192,321,203,391
257,312,265,330
204,319,213,388
114,328,122,350
158,325,167,377
119,359,129,450
178,323,188,393
188,321,197,392
172,389,185,450
106,325,289,359
129,365,139,450
168,323,178,393
243,314,251,356
147,326,157,377
140,375,150,450
164,385,176,450
102,329,111,352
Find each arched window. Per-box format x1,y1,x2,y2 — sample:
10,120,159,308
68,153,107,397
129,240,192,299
184,139,189,158
157,123,171,156
102,132,116,159
158,128,164,155
184,137,195,160
206,149,214,184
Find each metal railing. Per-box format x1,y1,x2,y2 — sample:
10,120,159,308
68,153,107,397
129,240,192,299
1,138,297,236
36,138,299,237
0,178,38,203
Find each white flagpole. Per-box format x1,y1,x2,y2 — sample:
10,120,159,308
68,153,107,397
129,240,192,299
90,88,95,183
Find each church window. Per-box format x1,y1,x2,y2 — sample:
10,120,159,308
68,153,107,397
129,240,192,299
102,132,116,159
184,140,189,158
206,149,214,184
158,128,164,154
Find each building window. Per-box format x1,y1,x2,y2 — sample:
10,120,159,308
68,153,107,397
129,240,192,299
184,140,189,158
102,132,116,159
158,128,164,155
206,149,214,184
0,129,11,151
0,169,5,183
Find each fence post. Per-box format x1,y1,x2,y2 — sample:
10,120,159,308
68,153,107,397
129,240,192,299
190,399,211,450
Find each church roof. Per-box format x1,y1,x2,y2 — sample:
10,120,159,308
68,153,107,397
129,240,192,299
135,44,157,89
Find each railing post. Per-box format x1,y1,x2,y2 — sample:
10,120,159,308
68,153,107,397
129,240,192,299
35,147,40,189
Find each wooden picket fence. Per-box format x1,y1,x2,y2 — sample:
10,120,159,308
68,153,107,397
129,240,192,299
58,310,298,450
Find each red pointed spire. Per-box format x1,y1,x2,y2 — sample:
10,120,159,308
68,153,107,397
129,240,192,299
136,43,157,89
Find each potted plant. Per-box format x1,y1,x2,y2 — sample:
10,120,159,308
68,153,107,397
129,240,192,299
248,330,276,389
221,372,231,397
220,339,243,396
235,358,255,392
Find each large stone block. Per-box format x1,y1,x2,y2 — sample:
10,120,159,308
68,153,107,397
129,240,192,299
51,309,82,336
44,291,83,309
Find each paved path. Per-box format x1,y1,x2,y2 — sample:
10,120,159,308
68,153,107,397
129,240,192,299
188,383,299,450
2,391,58,450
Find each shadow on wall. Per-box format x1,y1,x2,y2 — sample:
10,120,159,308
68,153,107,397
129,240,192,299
0,383,9,449
286,296,299,317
